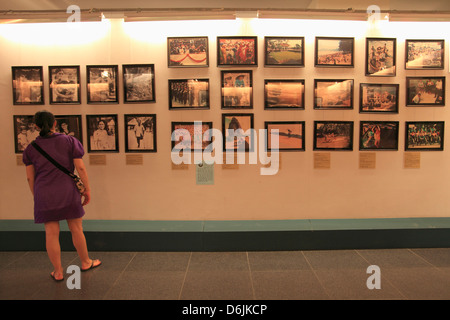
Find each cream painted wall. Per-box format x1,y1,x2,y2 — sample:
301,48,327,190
0,18,449,221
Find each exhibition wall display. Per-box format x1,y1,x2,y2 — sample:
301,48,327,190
0,17,449,221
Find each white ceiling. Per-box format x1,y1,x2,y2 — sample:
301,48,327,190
1,0,449,11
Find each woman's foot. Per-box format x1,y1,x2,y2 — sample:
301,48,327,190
50,270,64,281
81,259,102,272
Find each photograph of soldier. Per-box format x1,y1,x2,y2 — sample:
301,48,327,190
264,80,305,109
406,122,444,151
218,37,257,66
12,67,44,105
169,79,209,109
407,77,445,106
168,37,208,67
265,122,305,151
125,114,156,152
360,83,399,113
366,38,396,76
123,64,155,103
315,37,354,67
359,121,399,150
314,121,353,151
314,79,353,109
87,66,118,103
49,66,80,104
265,37,304,66
406,40,444,70
221,71,253,109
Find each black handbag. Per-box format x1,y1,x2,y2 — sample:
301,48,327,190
31,141,86,194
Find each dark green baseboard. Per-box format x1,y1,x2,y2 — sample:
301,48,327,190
1,218,450,251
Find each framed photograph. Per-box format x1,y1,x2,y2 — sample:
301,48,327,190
406,39,444,70
86,114,118,152
217,36,257,66
125,114,157,152
315,37,354,67
314,79,354,110
313,121,354,151
221,70,253,109
171,121,213,151
264,37,305,67
169,79,209,110
13,115,38,153
405,121,444,151
406,77,445,106
12,66,44,105
366,38,396,76
222,113,254,152
264,80,305,110
55,115,83,143
360,83,399,113
86,65,118,104
359,121,399,151
49,66,81,104
167,36,209,67
123,64,155,103
265,121,305,152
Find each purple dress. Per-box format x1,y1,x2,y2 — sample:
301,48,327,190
23,133,85,223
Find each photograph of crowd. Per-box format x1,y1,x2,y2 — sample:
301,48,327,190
49,66,80,104
405,122,444,151
315,37,354,67
86,115,118,152
265,121,305,151
221,71,253,109
407,77,445,106
218,37,257,66
264,37,304,66
125,114,156,152
12,66,44,105
366,38,396,76
169,79,209,109
87,66,118,103
314,79,354,109
264,80,305,109
406,40,444,70
360,83,399,113
123,64,155,103
168,37,208,67
314,121,353,151
359,121,399,150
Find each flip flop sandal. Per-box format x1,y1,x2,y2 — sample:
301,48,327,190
81,259,102,272
50,271,64,282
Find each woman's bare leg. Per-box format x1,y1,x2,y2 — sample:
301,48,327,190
67,218,100,270
44,221,64,280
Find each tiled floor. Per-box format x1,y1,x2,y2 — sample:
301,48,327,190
1,248,450,300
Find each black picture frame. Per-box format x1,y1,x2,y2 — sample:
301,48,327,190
406,77,445,106
314,79,354,110
54,115,83,144
86,65,119,104
13,115,37,153
171,121,213,151
123,64,155,103
405,121,444,151
86,114,119,152
265,121,305,152
124,114,157,153
405,39,445,70
49,66,81,104
313,121,354,151
264,79,305,110
169,79,210,110
359,83,399,113
264,36,305,67
315,37,354,67
12,66,44,105
222,113,254,152
167,36,209,67
359,121,399,151
221,70,253,109
217,36,257,67
366,37,397,76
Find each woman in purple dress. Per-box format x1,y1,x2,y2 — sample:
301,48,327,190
23,111,101,281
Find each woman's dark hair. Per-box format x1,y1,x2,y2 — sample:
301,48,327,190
34,110,55,137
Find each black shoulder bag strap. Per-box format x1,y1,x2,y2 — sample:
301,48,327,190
31,141,77,179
